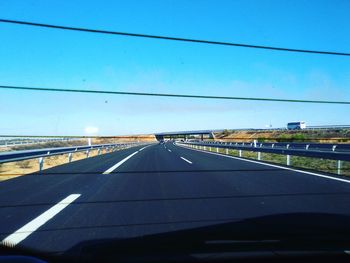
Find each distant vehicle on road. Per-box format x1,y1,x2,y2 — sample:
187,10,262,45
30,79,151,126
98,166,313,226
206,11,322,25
287,121,306,130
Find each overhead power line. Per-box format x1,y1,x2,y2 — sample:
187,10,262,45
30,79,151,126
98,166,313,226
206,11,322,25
0,18,349,56
1,85,349,104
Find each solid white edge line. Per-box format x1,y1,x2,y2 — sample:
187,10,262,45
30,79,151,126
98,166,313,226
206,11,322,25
175,143,350,184
180,156,192,164
139,145,151,151
103,151,138,174
1,194,81,247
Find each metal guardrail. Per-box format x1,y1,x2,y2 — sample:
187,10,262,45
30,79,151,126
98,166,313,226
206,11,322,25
178,141,350,175
0,142,146,171
196,141,350,154
0,137,79,147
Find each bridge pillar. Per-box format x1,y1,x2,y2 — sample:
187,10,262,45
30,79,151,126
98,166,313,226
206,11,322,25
155,135,164,141
209,132,215,140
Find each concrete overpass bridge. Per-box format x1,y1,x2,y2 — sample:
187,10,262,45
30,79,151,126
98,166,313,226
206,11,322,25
154,130,217,141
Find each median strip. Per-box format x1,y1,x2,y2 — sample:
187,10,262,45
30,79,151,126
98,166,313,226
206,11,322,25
180,157,192,164
1,194,81,247
103,151,138,174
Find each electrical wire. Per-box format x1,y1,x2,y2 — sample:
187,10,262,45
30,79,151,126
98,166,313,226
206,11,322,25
1,85,350,104
0,18,349,56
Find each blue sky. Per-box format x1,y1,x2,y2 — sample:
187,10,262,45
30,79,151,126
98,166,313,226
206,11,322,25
0,0,349,136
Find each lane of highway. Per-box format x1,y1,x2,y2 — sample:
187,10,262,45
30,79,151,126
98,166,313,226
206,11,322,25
0,141,350,255
0,144,153,243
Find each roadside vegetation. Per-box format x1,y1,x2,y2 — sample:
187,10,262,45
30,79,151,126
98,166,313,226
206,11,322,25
0,145,137,181
0,135,155,181
0,149,96,181
204,146,350,176
0,135,156,153
194,129,350,176
215,129,350,143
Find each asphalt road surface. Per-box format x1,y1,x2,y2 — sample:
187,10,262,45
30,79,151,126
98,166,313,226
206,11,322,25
0,141,350,255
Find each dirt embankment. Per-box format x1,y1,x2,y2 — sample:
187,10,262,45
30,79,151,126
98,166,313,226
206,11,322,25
0,135,156,181
0,135,156,153
0,150,100,181
0,140,87,152
214,129,350,143
0,146,131,181
94,134,156,144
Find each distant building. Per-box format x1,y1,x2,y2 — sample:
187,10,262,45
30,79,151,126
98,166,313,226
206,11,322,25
287,121,306,130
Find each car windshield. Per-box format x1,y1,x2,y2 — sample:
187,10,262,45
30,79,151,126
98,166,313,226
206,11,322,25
1,0,350,262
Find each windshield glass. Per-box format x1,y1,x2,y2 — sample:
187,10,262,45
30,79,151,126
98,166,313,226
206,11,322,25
1,0,350,261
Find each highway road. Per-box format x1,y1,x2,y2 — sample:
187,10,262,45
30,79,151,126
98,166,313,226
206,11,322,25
0,141,350,257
